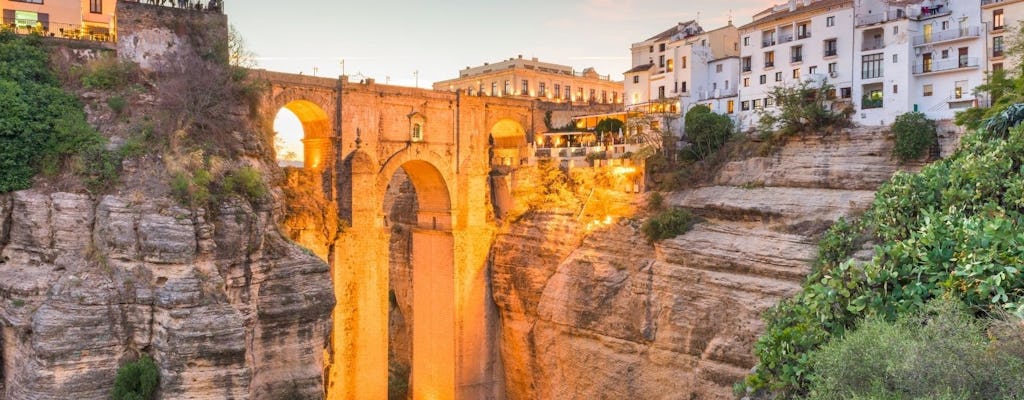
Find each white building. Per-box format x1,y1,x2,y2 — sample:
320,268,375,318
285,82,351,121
624,21,740,136
982,0,1024,73
737,0,857,130
853,0,986,125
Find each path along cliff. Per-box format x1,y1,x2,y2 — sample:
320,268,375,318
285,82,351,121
490,125,961,399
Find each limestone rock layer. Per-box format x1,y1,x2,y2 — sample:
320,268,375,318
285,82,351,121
491,127,928,399
0,191,333,400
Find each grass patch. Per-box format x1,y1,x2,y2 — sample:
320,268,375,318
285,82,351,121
641,207,696,244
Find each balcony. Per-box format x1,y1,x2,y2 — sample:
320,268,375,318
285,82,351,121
912,26,980,46
764,61,775,68
862,96,883,109
994,47,1005,58
779,34,794,44
797,31,811,40
909,3,951,21
862,39,885,51
856,12,888,27
742,65,752,73
791,55,803,63
824,48,838,57
762,39,776,48
913,57,980,75
698,88,738,101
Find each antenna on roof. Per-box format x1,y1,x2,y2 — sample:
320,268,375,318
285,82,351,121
696,11,701,25
728,9,733,25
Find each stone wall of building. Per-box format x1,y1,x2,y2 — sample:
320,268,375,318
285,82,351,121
115,1,227,70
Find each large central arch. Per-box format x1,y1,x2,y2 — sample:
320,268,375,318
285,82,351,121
332,148,463,400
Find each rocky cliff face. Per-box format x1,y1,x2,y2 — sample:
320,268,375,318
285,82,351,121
491,127,943,399
0,188,333,400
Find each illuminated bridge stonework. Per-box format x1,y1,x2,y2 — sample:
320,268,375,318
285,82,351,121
254,70,555,400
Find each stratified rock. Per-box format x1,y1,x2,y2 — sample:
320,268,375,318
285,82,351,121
492,127,929,399
0,192,333,400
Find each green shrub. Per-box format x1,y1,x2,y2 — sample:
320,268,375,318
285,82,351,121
0,31,110,193
107,95,126,114
170,170,212,206
891,111,937,162
641,207,696,243
808,298,1024,400
112,354,159,400
223,166,267,204
683,105,734,160
759,80,849,136
82,57,136,90
646,191,664,212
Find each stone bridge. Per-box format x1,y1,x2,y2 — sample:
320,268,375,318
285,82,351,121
252,70,553,400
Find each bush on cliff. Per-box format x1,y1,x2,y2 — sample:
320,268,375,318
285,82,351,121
747,121,1024,396
683,105,734,160
891,111,937,162
641,207,696,243
112,354,159,400
807,298,1024,400
0,30,115,193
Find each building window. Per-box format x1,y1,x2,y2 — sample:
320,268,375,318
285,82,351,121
539,82,546,97
824,38,838,57
809,66,817,74
667,58,674,72
941,49,949,59
728,100,735,114
716,64,723,73
791,45,803,63
744,36,750,46
554,84,561,98
826,16,835,27
681,56,687,68
725,80,730,89
893,54,898,63
841,87,851,98
659,55,665,67
659,43,666,52
577,87,583,101
411,123,424,142
565,86,571,100
828,62,838,73
765,51,775,68
632,76,639,84
759,74,767,84
995,9,1005,30
90,0,102,13
521,80,529,95
941,21,949,30
658,86,666,99
602,90,608,103
893,26,899,35
775,71,783,82
955,80,966,99
861,53,884,79
994,36,1005,57
491,82,497,96
589,89,596,101
743,77,750,87
923,84,933,96
741,101,750,111
793,68,800,79
893,84,898,94
681,81,687,93
753,99,762,108
742,56,752,72
504,80,511,96
766,97,775,106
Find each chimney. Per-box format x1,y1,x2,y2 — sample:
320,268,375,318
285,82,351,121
518,54,523,59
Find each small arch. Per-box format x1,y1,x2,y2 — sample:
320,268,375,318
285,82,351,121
409,112,426,142
489,118,527,168
273,99,331,169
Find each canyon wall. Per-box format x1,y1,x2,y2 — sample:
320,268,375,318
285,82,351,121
491,126,957,399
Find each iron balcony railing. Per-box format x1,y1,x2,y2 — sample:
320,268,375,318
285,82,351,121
913,57,980,74
912,26,980,46
797,31,811,40
763,39,776,48
824,48,838,57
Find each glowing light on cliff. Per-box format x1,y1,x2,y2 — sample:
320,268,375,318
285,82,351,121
612,166,637,176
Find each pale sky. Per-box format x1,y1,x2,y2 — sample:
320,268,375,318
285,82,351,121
228,0,778,162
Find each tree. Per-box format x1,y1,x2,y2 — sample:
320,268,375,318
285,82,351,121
891,111,937,162
684,105,733,160
759,80,847,135
112,355,159,400
594,118,624,135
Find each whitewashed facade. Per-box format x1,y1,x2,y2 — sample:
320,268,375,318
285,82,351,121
983,0,1024,74
853,0,986,125
625,22,740,136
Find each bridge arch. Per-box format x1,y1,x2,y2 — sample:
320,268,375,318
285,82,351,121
489,118,528,168
377,149,456,230
274,99,331,170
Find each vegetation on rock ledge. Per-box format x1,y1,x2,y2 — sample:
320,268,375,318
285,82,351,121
745,123,1024,397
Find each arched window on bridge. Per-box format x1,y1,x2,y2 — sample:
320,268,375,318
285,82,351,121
409,112,426,143
411,123,423,142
